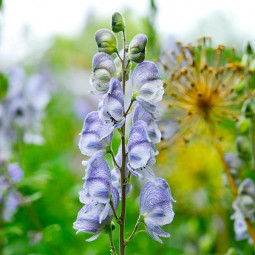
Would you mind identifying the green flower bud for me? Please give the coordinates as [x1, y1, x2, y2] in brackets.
[246, 42, 253, 55]
[236, 135, 251, 159]
[236, 117, 250, 134]
[112, 12, 125, 33]
[0, 73, 8, 99]
[128, 34, 147, 63]
[95, 29, 117, 55]
[242, 99, 255, 118]
[235, 80, 245, 94]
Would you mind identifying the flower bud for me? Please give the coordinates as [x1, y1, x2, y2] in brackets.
[246, 42, 253, 55]
[95, 29, 117, 55]
[242, 99, 255, 118]
[128, 34, 147, 63]
[236, 117, 250, 134]
[111, 12, 125, 33]
[236, 136, 251, 159]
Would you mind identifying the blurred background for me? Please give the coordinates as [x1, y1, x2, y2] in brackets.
[1, 0, 255, 254]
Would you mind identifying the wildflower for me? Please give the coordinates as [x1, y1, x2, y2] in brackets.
[99, 78, 124, 139]
[139, 178, 175, 243]
[90, 52, 116, 95]
[79, 111, 112, 158]
[8, 162, 24, 182]
[133, 104, 161, 144]
[73, 203, 113, 242]
[80, 157, 112, 204]
[238, 178, 255, 199]
[127, 120, 156, 181]
[95, 29, 117, 55]
[132, 61, 164, 113]
[159, 37, 244, 138]
[128, 34, 148, 63]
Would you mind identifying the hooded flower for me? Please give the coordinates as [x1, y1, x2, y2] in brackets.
[140, 178, 175, 243]
[80, 157, 112, 204]
[73, 202, 112, 242]
[133, 104, 161, 144]
[127, 120, 156, 181]
[238, 178, 255, 199]
[79, 111, 112, 158]
[99, 78, 124, 139]
[90, 52, 116, 95]
[132, 61, 164, 113]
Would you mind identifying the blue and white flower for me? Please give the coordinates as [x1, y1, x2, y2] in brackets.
[132, 61, 164, 113]
[127, 120, 156, 181]
[99, 78, 124, 139]
[79, 111, 112, 158]
[133, 104, 161, 144]
[90, 52, 116, 95]
[139, 178, 175, 243]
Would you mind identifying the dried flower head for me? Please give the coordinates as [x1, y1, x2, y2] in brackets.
[159, 37, 246, 139]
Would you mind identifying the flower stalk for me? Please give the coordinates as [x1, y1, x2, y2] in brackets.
[120, 29, 127, 255]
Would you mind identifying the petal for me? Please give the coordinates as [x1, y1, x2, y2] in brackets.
[92, 53, 116, 75]
[144, 220, 170, 237]
[145, 225, 162, 243]
[100, 122, 115, 140]
[86, 231, 102, 242]
[132, 165, 156, 182]
[136, 98, 158, 114]
[99, 203, 111, 224]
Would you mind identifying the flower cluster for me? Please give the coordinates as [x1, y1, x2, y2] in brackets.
[74, 12, 175, 249]
[0, 162, 24, 222]
[0, 66, 51, 162]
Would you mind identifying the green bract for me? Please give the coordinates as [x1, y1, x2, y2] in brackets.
[95, 29, 117, 55]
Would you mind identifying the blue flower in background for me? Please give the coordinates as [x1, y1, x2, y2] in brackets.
[90, 52, 116, 95]
[127, 120, 156, 181]
[99, 78, 124, 139]
[79, 111, 112, 158]
[8, 162, 24, 182]
[139, 178, 175, 243]
[132, 61, 164, 113]
[133, 104, 161, 144]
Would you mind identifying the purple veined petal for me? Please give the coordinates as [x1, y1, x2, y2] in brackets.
[79, 111, 112, 157]
[144, 219, 170, 237]
[140, 178, 174, 220]
[7, 162, 24, 182]
[86, 231, 103, 242]
[128, 163, 156, 182]
[111, 185, 120, 211]
[128, 143, 152, 169]
[133, 104, 161, 144]
[84, 178, 111, 204]
[128, 120, 151, 149]
[99, 203, 111, 224]
[84, 156, 111, 181]
[100, 122, 115, 140]
[145, 225, 163, 243]
[132, 61, 164, 104]
[136, 98, 158, 114]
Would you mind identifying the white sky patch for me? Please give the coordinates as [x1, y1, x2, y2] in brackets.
[0, 0, 255, 65]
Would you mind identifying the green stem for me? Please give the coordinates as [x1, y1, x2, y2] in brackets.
[125, 216, 141, 246]
[119, 29, 127, 255]
[109, 226, 117, 255]
[109, 199, 119, 223]
[110, 151, 120, 169]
